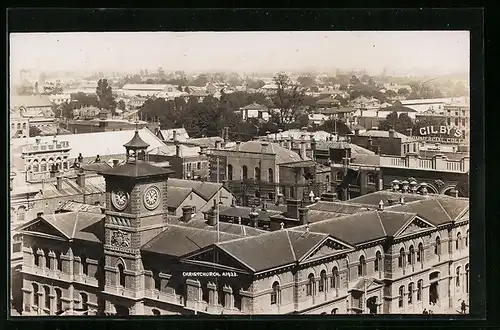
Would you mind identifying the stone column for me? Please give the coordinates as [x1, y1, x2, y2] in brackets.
[21, 286, 32, 315]
[48, 251, 55, 271]
[131, 300, 144, 315]
[207, 282, 217, 306]
[223, 285, 233, 309]
[240, 290, 254, 314]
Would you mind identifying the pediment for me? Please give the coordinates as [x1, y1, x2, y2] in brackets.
[458, 210, 469, 222]
[22, 218, 68, 240]
[182, 246, 251, 273]
[395, 216, 435, 238]
[300, 237, 353, 263]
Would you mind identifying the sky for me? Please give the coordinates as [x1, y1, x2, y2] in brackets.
[10, 31, 469, 80]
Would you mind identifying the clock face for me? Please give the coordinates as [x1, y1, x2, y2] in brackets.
[144, 186, 161, 210]
[111, 189, 129, 211]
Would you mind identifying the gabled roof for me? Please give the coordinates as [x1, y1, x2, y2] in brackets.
[348, 191, 428, 206]
[158, 128, 190, 142]
[378, 105, 418, 113]
[179, 220, 268, 237]
[236, 141, 307, 164]
[358, 130, 413, 142]
[167, 186, 194, 209]
[167, 178, 224, 201]
[98, 160, 175, 178]
[55, 200, 103, 214]
[10, 95, 52, 108]
[216, 205, 282, 222]
[307, 201, 374, 214]
[240, 102, 268, 111]
[18, 212, 105, 243]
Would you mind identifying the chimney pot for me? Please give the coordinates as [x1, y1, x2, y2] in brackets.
[56, 175, 63, 191]
[37, 212, 44, 218]
[298, 207, 309, 225]
[182, 206, 192, 223]
[176, 144, 181, 157]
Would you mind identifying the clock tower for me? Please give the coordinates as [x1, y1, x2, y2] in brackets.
[98, 130, 174, 315]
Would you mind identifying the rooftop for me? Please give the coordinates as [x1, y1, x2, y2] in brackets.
[233, 141, 307, 164]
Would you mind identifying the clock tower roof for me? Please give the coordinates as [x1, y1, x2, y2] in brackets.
[123, 130, 150, 150]
[98, 160, 174, 179]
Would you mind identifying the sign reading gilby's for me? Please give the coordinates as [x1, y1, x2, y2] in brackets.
[418, 125, 463, 138]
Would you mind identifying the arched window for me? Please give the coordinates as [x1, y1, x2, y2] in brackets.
[55, 251, 62, 271]
[22, 122, 27, 129]
[319, 270, 327, 292]
[43, 249, 50, 269]
[254, 167, 260, 181]
[417, 280, 423, 301]
[408, 282, 414, 305]
[242, 166, 248, 180]
[227, 164, 233, 181]
[40, 159, 47, 172]
[417, 243, 424, 263]
[465, 264, 469, 294]
[11, 123, 15, 130]
[398, 248, 405, 268]
[33, 248, 40, 267]
[152, 269, 161, 291]
[81, 254, 88, 275]
[465, 230, 469, 247]
[456, 266, 461, 287]
[408, 246, 415, 265]
[374, 251, 382, 272]
[17, 123, 21, 130]
[398, 285, 404, 308]
[456, 232, 462, 251]
[271, 281, 280, 305]
[152, 309, 161, 316]
[32, 283, 39, 308]
[331, 267, 339, 289]
[32, 160, 39, 173]
[331, 308, 338, 314]
[435, 237, 441, 255]
[117, 264, 125, 287]
[358, 256, 366, 277]
[268, 168, 274, 183]
[54, 288, 62, 313]
[44, 286, 51, 309]
[17, 206, 26, 223]
[80, 292, 88, 311]
[306, 273, 315, 296]
[335, 171, 342, 181]
[326, 175, 330, 183]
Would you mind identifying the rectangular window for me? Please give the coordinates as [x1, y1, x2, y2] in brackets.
[197, 162, 201, 170]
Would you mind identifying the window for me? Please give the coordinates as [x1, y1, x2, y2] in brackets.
[358, 256, 366, 277]
[81, 254, 88, 275]
[374, 251, 382, 272]
[417, 280, 423, 301]
[455, 118, 459, 126]
[335, 171, 342, 181]
[44, 286, 50, 309]
[465, 264, 469, 294]
[367, 174, 376, 185]
[197, 162, 201, 170]
[254, 167, 261, 180]
[17, 206, 26, 222]
[218, 285, 225, 307]
[398, 248, 405, 268]
[32, 161, 39, 173]
[268, 168, 274, 183]
[417, 243, 424, 263]
[289, 187, 295, 199]
[40, 160, 47, 172]
[80, 293, 88, 311]
[271, 281, 280, 305]
[462, 118, 466, 126]
[398, 286, 404, 308]
[43, 249, 50, 269]
[242, 166, 248, 180]
[455, 111, 459, 116]
[306, 274, 315, 296]
[319, 270, 327, 292]
[408, 246, 415, 265]
[456, 232, 462, 251]
[465, 230, 469, 247]
[456, 267, 461, 287]
[408, 283, 414, 305]
[17, 123, 21, 130]
[152, 309, 161, 316]
[152, 270, 161, 291]
[117, 264, 125, 287]
[413, 143, 416, 153]
[447, 118, 451, 125]
[268, 192, 275, 200]
[227, 164, 233, 181]
[435, 237, 441, 255]
[331, 267, 339, 289]
[55, 252, 62, 271]
[32, 283, 39, 308]
[462, 110, 466, 117]
[54, 288, 62, 312]
[22, 123, 27, 129]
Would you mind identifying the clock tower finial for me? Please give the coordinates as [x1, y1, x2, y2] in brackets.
[123, 130, 149, 163]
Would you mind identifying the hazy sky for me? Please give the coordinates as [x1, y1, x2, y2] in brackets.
[10, 31, 469, 78]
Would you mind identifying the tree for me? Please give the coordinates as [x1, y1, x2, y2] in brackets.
[385, 90, 398, 98]
[117, 100, 126, 111]
[270, 72, 306, 128]
[190, 74, 209, 87]
[29, 126, 42, 137]
[96, 79, 117, 115]
[397, 88, 410, 96]
[317, 119, 352, 135]
[378, 112, 414, 134]
[297, 76, 316, 87]
[16, 85, 35, 96]
[246, 79, 265, 90]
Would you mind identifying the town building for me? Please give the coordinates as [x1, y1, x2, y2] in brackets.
[155, 127, 191, 143]
[119, 84, 182, 98]
[48, 94, 71, 105]
[238, 103, 270, 121]
[350, 128, 418, 157]
[399, 97, 468, 113]
[10, 95, 56, 135]
[147, 144, 209, 180]
[16, 159, 469, 316]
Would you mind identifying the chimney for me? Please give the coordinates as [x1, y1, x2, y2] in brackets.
[389, 126, 395, 139]
[261, 201, 267, 211]
[113, 159, 119, 168]
[286, 138, 292, 150]
[95, 155, 101, 163]
[237, 217, 242, 225]
[215, 140, 221, 149]
[56, 175, 63, 191]
[176, 144, 181, 157]
[37, 212, 44, 218]
[207, 201, 218, 226]
[298, 207, 309, 225]
[76, 169, 85, 187]
[224, 127, 229, 143]
[235, 141, 241, 152]
[368, 136, 373, 146]
[420, 183, 429, 195]
[401, 180, 409, 193]
[286, 199, 300, 219]
[173, 130, 177, 142]
[399, 196, 405, 205]
[378, 200, 384, 211]
[77, 153, 83, 164]
[249, 208, 259, 228]
[301, 133, 306, 140]
[199, 146, 207, 155]
[300, 141, 307, 159]
[181, 206, 192, 223]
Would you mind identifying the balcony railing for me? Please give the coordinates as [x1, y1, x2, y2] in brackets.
[380, 155, 469, 173]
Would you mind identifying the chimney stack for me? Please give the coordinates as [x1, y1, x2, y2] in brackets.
[389, 126, 395, 139]
[224, 127, 229, 143]
[199, 146, 207, 155]
[378, 200, 384, 211]
[173, 130, 177, 142]
[56, 175, 63, 191]
[181, 206, 192, 223]
[207, 201, 218, 226]
[298, 207, 309, 225]
[235, 141, 241, 152]
[76, 169, 85, 187]
[37, 212, 44, 218]
[176, 144, 181, 157]
[300, 141, 307, 160]
[286, 199, 300, 219]
[215, 140, 221, 150]
[77, 153, 84, 164]
[399, 196, 405, 205]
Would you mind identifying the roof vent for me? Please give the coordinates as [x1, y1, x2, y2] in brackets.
[280, 222, 285, 230]
[378, 200, 384, 211]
